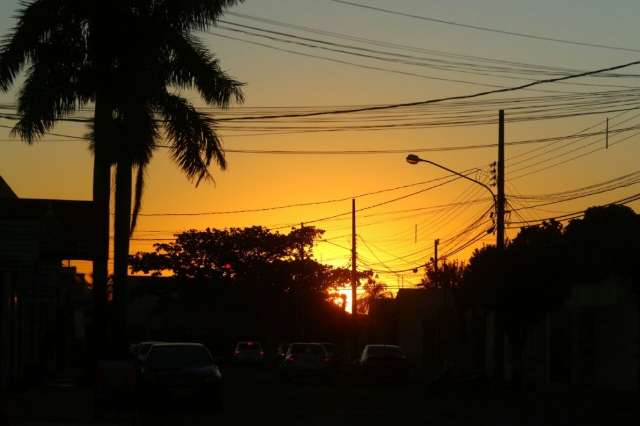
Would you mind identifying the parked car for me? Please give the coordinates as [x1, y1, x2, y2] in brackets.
[359, 344, 409, 383]
[130, 341, 163, 364]
[275, 343, 290, 364]
[233, 341, 265, 365]
[280, 343, 332, 382]
[138, 343, 222, 407]
[316, 342, 341, 370]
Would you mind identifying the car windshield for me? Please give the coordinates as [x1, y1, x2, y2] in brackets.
[237, 342, 261, 351]
[366, 346, 404, 358]
[148, 345, 213, 370]
[320, 344, 336, 355]
[290, 344, 324, 356]
[139, 343, 154, 355]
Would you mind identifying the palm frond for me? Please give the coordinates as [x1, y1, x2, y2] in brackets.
[12, 34, 92, 142]
[157, 0, 244, 31]
[167, 32, 244, 107]
[156, 91, 226, 185]
[0, 0, 84, 91]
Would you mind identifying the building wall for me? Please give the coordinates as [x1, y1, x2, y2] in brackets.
[396, 288, 486, 380]
[0, 266, 89, 389]
[396, 294, 425, 368]
[501, 280, 639, 390]
[571, 304, 637, 390]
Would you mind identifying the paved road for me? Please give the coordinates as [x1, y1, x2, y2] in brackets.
[129, 366, 639, 426]
[133, 366, 436, 426]
[12, 365, 640, 425]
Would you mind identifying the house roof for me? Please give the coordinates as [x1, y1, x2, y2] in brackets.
[0, 176, 18, 199]
[0, 198, 97, 260]
[395, 287, 448, 315]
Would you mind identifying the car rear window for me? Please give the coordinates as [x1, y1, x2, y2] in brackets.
[290, 344, 324, 356]
[321, 344, 336, 355]
[237, 342, 261, 351]
[148, 345, 213, 369]
[366, 346, 404, 358]
[139, 343, 154, 355]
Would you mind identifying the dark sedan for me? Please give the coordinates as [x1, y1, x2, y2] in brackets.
[359, 344, 409, 383]
[139, 343, 222, 408]
[280, 343, 332, 382]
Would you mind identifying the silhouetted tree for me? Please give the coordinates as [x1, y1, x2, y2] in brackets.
[103, 1, 244, 348]
[564, 205, 640, 386]
[357, 277, 392, 315]
[420, 260, 465, 290]
[130, 226, 359, 341]
[130, 226, 322, 283]
[564, 204, 639, 283]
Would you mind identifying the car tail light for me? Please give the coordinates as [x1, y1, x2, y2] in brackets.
[286, 356, 296, 363]
[96, 369, 104, 385]
[127, 368, 136, 385]
[234, 350, 240, 356]
[259, 351, 265, 357]
[323, 357, 330, 362]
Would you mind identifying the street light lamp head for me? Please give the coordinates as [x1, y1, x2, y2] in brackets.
[406, 154, 422, 165]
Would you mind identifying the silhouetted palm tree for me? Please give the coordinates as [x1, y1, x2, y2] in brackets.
[105, 3, 244, 347]
[0, 0, 244, 353]
[357, 281, 392, 315]
[0, 0, 116, 357]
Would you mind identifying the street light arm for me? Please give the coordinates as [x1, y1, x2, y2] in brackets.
[413, 157, 496, 204]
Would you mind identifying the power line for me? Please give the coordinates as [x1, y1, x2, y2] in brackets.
[327, 0, 640, 54]
[511, 169, 640, 201]
[270, 174, 464, 230]
[225, 11, 640, 79]
[511, 129, 640, 180]
[208, 31, 508, 89]
[6, 122, 640, 155]
[170, 59, 640, 122]
[357, 235, 396, 273]
[369, 191, 640, 273]
[217, 20, 636, 90]
[507, 112, 640, 172]
[135, 173, 465, 217]
[506, 108, 637, 163]
[507, 192, 640, 226]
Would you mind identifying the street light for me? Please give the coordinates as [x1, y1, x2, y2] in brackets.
[408, 153, 507, 381]
[405, 154, 496, 205]
[407, 153, 499, 370]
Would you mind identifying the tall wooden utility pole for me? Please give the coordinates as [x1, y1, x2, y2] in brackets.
[434, 238, 440, 281]
[351, 199, 357, 317]
[497, 110, 505, 251]
[494, 109, 506, 382]
[299, 222, 305, 339]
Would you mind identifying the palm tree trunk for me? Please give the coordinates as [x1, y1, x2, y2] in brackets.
[91, 92, 111, 366]
[637, 296, 640, 390]
[113, 160, 132, 356]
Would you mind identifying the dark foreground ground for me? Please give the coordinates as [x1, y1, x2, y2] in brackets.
[4, 366, 639, 426]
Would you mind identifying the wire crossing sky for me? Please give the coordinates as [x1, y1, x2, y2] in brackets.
[1, 0, 640, 288]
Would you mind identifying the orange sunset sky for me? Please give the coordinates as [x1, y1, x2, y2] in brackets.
[2, 0, 640, 295]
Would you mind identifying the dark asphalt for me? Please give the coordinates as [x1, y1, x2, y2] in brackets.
[10, 365, 640, 425]
[130, 366, 639, 426]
